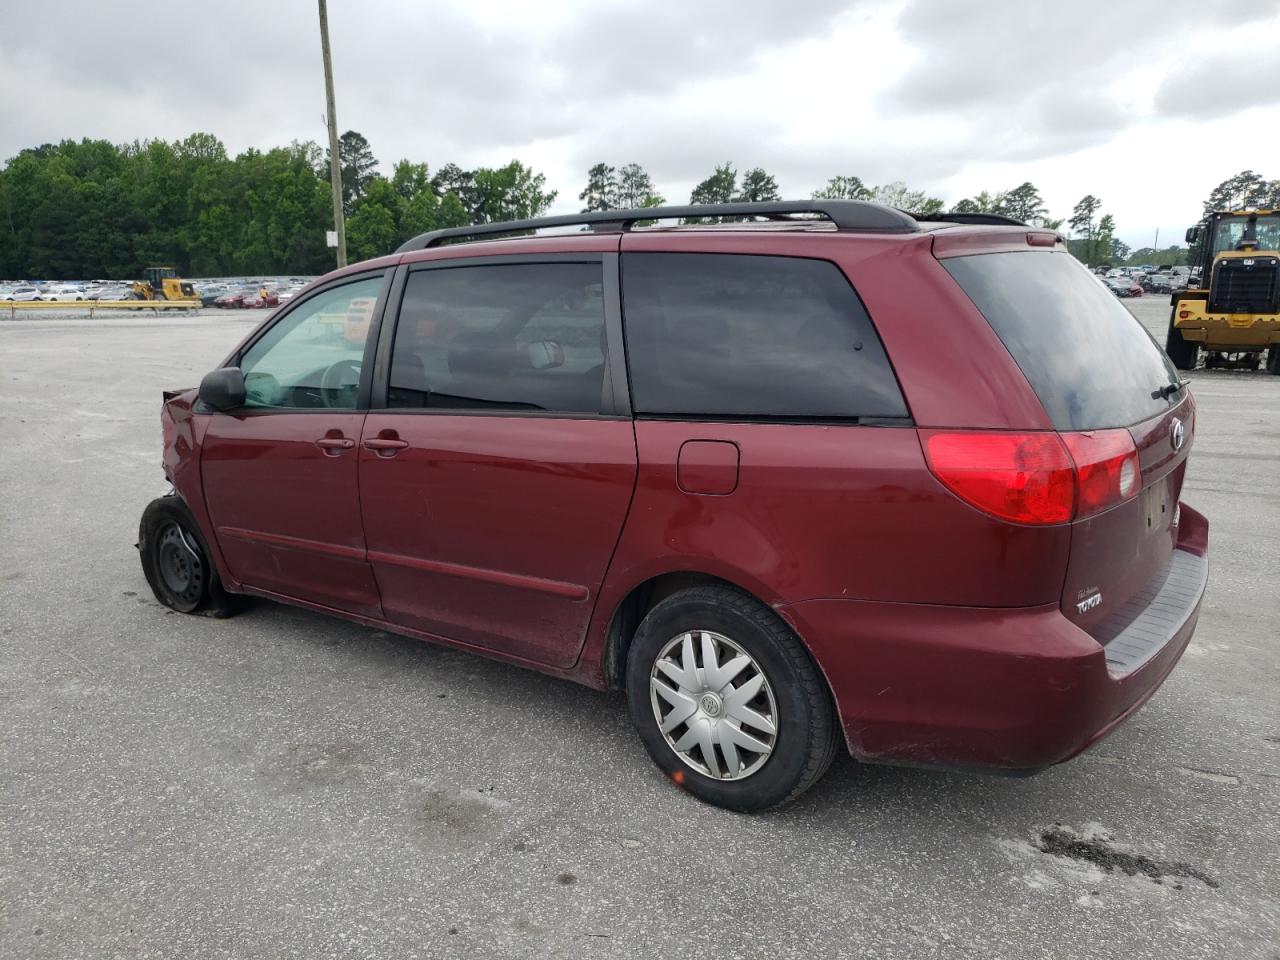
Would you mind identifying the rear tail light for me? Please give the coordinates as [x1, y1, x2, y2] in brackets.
[1061, 430, 1141, 519]
[922, 432, 1075, 524]
[922, 429, 1141, 525]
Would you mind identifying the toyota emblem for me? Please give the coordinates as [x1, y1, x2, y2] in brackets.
[1170, 418, 1185, 452]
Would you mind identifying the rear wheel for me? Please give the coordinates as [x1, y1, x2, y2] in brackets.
[625, 584, 839, 812]
[138, 496, 241, 617]
[1165, 309, 1198, 370]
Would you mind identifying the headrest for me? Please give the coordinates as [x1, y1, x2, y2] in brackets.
[447, 332, 529, 377]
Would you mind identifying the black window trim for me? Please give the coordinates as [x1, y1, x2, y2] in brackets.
[369, 253, 630, 419]
[617, 249, 914, 426]
[634, 413, 914, 427]
[212, 267, 394, 415]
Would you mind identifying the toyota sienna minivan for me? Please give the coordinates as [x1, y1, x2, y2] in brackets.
[139, 200, 1208, 811]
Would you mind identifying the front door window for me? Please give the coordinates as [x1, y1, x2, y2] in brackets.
[239, 278, 381, 409]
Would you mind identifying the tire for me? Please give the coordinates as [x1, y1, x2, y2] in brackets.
[625, 584, 839, 812]
[1165, 308, 1198, 371]
[138, 495, 241, 617]
[1267, 346, 1280, 376]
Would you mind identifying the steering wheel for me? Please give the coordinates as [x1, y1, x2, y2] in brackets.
[320, 358, 362, 408]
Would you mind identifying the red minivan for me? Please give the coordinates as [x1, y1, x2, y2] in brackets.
[139, 201, 1208, 811]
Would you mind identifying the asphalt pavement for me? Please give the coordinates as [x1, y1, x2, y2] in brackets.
[1, 300, 1278, 959]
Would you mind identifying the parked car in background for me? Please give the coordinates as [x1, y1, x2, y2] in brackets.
[214, 287, 252, 309]
[43, 284, 86, 301]
[4, 286, 42, 302]
[1104, 276, 1134, 297]
[277, 282, 308, 303]
[199, 284, 231, 307]
[242, 288, 280, 309]
[138, 200, 1207, 812]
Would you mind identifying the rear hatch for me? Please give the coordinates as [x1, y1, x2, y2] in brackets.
[941, 248, 1194, 650]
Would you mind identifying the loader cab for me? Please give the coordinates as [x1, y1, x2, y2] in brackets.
[137, 266, 197, 302]
[144, 266, 177, 294]
[1188, 211, 1280, 278]
[1169, 210, 1280, 373]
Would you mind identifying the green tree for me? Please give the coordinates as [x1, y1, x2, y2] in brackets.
[687, 162, 738, 222]
[736, 168, 781, 203]
[391, 160, 432, 202]
[471, 160, 557, 223]
[616, 163, 663, 208]
[952, 190, 1007, 214]
[1069, 195, 1102, 264]
[323, 130, 378, 213]
[870, 181, 944, 215]
[431, 163, 476, 213]
[1087, 213, 1119, 266]
[346, 176, 400, 261]
[579, 162, 619, 212]
[1123, 245, 1189, 267]
[812, 175, 871, 200]
[0, 132, 560, 278]
[1201, 170, 1274, 216]
[1001, 182, 1047, 223]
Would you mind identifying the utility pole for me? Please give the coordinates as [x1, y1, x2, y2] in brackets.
[318, 0, 347, 268]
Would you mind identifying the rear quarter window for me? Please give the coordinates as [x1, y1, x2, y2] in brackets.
[943, 251, 1181, 430]
[621, 253, 908, 420]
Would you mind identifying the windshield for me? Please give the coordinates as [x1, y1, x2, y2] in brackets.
[1211, 214, 1280, 255]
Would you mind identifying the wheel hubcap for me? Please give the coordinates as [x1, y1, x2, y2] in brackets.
[157, 523, 203, 604]
[649, 630, 778, 781]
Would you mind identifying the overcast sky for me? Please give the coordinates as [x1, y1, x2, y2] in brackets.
[4, 0, 1279, 249]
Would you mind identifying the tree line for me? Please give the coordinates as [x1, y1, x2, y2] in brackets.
[0, 132, 556, 280]
[2, 129, 1275, 280]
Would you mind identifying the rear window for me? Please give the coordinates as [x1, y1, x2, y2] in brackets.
[943, 251, 1181, 430]
[621, 253, 908, 420]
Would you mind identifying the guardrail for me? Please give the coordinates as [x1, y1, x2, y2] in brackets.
[4, 299, 202, 319]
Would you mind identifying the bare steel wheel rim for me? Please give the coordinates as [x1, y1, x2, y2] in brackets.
[157, 522, 203, 605]
[649, 629, 778, 781]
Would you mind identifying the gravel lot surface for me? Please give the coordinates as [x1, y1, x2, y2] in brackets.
[2, 298, 1278, 959]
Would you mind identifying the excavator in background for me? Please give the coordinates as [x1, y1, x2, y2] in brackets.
[130, 266, 198, 302]
[1166, 209, 1280, 373]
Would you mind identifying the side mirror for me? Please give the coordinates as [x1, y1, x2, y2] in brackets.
[1185, 226, 1200, 244]
[198, 367, 246, 412]
[526, 340, 565, 370]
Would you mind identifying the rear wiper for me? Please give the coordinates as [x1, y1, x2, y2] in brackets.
[1151, 379, 1190, 401]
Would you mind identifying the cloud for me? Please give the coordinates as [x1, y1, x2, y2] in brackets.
[1153, 53, 1280, 119]
[882, 0, 1279, 162]
[549, 0, 856, 99]
[2, 0, 1278, 247]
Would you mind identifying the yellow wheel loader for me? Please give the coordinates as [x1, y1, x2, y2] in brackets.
[1168, 210, 1280, 373]
[130, 266, 198, 302]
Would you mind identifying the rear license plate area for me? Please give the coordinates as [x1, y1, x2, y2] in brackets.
[1142, 478, 1174, 536]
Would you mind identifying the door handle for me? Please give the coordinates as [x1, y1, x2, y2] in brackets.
[315, 436, 355, 450]
[363, 437, 410, 457]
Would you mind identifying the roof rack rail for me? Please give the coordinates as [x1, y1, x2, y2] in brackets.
[910, 212, 1028, 227]
[395, 200, 920, 252]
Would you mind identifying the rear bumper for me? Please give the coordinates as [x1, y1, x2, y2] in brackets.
[1174, 301, 1280, 347]
[779, 503, 1209, 771]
